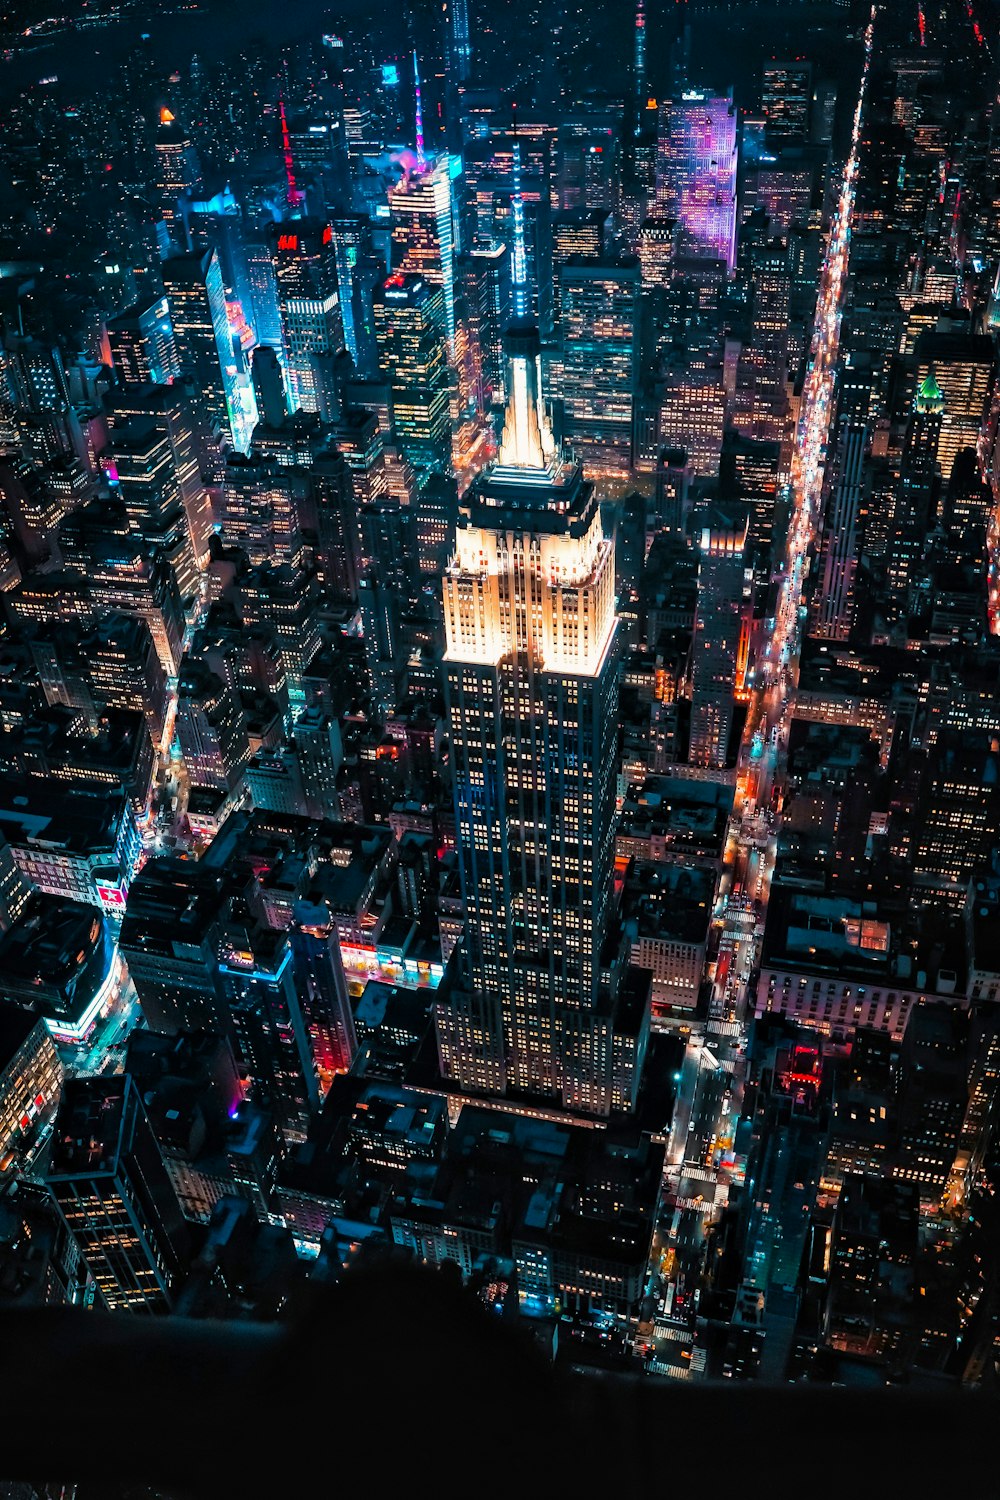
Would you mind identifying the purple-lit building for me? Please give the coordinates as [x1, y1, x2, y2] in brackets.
[655, 90, 738, 273]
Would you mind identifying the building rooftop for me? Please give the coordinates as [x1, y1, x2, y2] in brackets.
[0, 777, 130, 859]
[0, 894, 110, 1012]
[442, 1107, 664, 1269]
[621, 862, 714, 946]
[49, 1076, 130, 1177]
[120, 861, 227, 958]
[618, 775, 734, 864]
[761, 885, 967, 993]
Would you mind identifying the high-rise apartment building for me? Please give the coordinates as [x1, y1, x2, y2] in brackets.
[435, 149, 648, 1117]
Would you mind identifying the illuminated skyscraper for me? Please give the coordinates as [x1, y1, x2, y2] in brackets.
[373, 273, 452, 474]
[446, 0, 471, 84]
[450, 266, 497, 489]
[111, 416, 200, 609]
[558, 258, 640, 477]
[106, 384, 214, 573]
[162, 249, 257, 452]
[154, 107, 201, 240]
[555, 117, 618, 215]
[107, 297, 180, 387]
[251, 346, 287, 428]
[435, 142, 647, 1117]
[327, 214, 375, 371]
[270, 221, 344, 417]
[215, 917, 319, 1145]
[914, 331, 995, 484]
[551, 210, 608, 328]
[655, 90, 738, 272]
[638, 218, 677, 291]
[742, 224, 791, 400]
[761, 60, 813, 144]
[245, 241, 284, 353]
[465, 240, 508, 407]
[633, 0, 647, 133]
[389, 155, 458, 346]
[690, 503, 748, 768]
[176, 658, 250, 792]
[887, 373, 942, 615]
[658, 370, 727, 477]
[444, 0, 472, 155]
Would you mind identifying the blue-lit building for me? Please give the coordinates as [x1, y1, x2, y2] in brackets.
[162, 248, 258, 453]
[107, 297, 180, 387]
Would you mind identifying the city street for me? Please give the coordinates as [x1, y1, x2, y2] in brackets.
[644, 6, 877, 1374]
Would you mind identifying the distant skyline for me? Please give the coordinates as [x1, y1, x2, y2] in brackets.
[3, 0, 864, 128]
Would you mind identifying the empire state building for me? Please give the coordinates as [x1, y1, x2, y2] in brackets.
[435, 145, 649, 1118]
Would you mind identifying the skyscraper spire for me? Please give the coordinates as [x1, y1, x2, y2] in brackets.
[634, 0, 647, 132]
[279, 97, 304, 213]
[413, 49, 426, 171]
[496, 106, 555, 470]
[509, 108, 528, 324]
